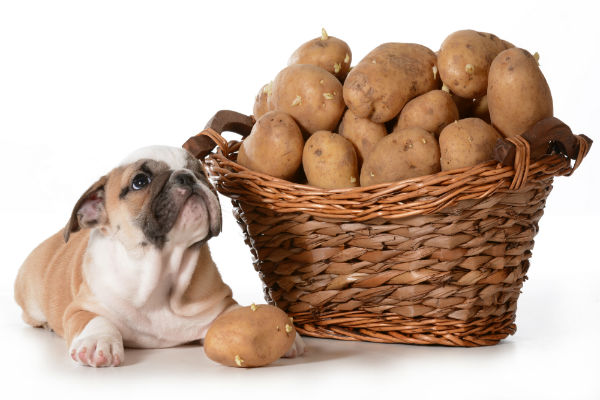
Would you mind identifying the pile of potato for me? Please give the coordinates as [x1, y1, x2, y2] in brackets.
[240, 29, 553, 189]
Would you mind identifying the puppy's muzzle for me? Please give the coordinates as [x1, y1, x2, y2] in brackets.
[172, 170, 222, 239]
[145, 169, 222, 247]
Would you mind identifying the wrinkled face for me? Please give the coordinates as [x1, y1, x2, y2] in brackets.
[103, 146, 221, 249]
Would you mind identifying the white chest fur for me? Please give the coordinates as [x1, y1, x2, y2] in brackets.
[83, 232, 234, 348]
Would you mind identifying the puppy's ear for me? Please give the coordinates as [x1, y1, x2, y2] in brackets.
[63, 175, 109, 242]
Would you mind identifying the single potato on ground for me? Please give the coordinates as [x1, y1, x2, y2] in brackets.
[204, 304, 296, 368]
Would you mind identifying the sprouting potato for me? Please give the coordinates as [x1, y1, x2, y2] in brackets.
[487, 48, 553, 137]
[437, 30, 511, 98]
[204, 304, 297, 368]
[271, 64, 345, 135]
[252, 82, 273, 119]
[288, 28, 352, 82]
[439, 117, 502, 171]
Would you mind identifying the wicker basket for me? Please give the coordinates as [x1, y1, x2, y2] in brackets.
[184, 111, 592, 347]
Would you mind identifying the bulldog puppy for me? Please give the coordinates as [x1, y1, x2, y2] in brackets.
[14, 145, 305, 367]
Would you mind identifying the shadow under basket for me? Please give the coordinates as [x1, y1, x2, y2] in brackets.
[184, 111, 592, 347]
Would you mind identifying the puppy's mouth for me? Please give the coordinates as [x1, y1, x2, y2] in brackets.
[143, 180, 221, 248]
[177, 191, 221, 239]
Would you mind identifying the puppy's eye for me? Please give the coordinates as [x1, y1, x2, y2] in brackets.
[132, 173, 151, 190]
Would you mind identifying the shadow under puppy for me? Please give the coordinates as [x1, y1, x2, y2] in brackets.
[14, 145, 305, 367]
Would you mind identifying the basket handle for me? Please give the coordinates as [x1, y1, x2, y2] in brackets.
[183, 110, 255, 159]
[494, 117, 592, 189]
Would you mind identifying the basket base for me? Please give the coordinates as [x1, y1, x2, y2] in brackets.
[291, 310, 516, 347]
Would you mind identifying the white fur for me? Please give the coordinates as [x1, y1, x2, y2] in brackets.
[83, 220, 234, 348]
[119, 145, 189, 169]
[69, 316, 124, 367]
[284, 334, 306, 358]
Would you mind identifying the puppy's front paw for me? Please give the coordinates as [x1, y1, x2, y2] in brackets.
[283, 333, 306, 358]
[68, 317, 124, 367]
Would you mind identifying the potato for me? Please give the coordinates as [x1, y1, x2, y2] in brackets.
[288, 28, 352, 82]
[303, 130, 359, 189]
[204, 304, 296, 368]
[252, 82, 272, 119]
[343, 43, 438, 123]
[271, 64, 345, 135]
[360, 127, 440, 186]
[488, 48, 553, 137]
[439, 118, 501, 171]
[338, 108, 387, 166]
[438, 30, 511, 99]
[237, 111, 304, 180]
[502, 39, 516, 49]
[395, 90, 459, 137]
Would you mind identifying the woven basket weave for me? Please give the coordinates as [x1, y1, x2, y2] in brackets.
[184, 111, 591, 347]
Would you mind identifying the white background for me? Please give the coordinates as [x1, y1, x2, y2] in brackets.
[1, 1, 598, 399]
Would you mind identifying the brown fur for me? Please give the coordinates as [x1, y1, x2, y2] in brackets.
[14, 229, 95, 344]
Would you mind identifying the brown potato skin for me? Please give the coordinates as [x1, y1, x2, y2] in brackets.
[438, 30, 510, 99]
[502, 39, 515, 49]
[303, 130, 359, 189]
[395, 90, 459, 137]
[253, 83, 272, 119]
[271, 64, 345, 135]
[360, 127, 440, 186]
[204, 305, 296, 368]
[439, 118, 501, 171]
[237, 111, 304, 180]
[343, 43, 438, 123]
[488, 48, 553, 137]
[338, 108, 387, 166]
[289, 35, 352, 81]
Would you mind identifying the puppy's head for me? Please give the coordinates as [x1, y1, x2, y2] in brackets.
[63, 146, 221, 249]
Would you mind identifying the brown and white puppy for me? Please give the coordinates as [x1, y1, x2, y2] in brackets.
[14, 145, 304, 367]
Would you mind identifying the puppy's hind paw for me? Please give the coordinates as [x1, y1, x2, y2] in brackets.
[283, 333, 306, 358]
[68, 316, 124, 367]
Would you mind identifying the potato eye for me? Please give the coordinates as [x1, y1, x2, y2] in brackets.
[132, 173, 151, 190]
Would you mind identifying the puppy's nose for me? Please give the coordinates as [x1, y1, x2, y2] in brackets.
[174, 172, 195, 187]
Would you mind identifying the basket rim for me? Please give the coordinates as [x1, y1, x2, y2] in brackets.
[185, 113, 591, 221]
[203, 142, 574, 221]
